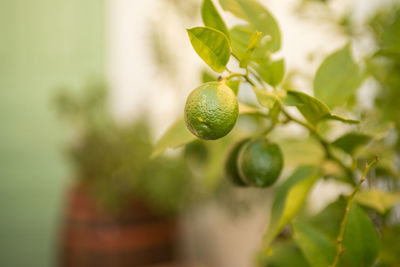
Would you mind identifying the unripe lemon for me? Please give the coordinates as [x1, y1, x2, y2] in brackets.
[184, 82, 238, 140]
[224, 138, 251, 186]
[238, 138, 283, 187]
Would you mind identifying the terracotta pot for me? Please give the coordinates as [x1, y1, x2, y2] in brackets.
[59, 182, 179, 267]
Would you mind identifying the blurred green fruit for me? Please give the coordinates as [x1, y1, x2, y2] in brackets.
[238, 138, 283, 187]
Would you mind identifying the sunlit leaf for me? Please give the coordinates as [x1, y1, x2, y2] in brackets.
[292, 222, 336, 267]
[314, 44, 364, 108]
[219, 0, 281, 52]
[201, 0, 230, 40]
[187, 27, 231, 73]
[262, 166, 320, 250]
[151, 118, 196, 159]
[254, 58, 285, 86]
[355, 189, 400, 214]
[340, 203, 380, 267]
[332, 132, 372, 155]
[240, 31, 262, 68]
[253, 87, 276, 108]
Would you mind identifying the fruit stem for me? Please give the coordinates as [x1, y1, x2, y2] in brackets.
[329, 156, 378, 267]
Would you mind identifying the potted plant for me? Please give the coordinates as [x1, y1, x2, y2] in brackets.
[54, 84, 193, 266]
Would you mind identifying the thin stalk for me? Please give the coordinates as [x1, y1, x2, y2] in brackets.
[277, 100, 354, 183]
[329, 156, 378, 267]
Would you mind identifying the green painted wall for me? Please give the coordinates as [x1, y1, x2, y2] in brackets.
[0, 0, 105, 266]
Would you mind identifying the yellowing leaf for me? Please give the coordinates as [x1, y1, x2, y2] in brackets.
[240, 31, 262, 68]
[187, 27, 231, 73]
[355, 190, 400, 214]
[262, 166, 320, 251]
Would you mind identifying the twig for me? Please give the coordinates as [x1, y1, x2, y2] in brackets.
[329, 156, 378, 267]
[277, 100, 355, 183]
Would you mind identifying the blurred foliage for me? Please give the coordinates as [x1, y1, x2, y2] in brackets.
[54, 83, 193, 214]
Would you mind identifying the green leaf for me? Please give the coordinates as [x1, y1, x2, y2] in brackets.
[283, 90, 359, 125]
[340, 203, 380, 267]
[201, 0, 230, 41]
[254, 58, 285, 86]
[332, 132, 372, 155]
[306, 197, 346, 239]
[324, 114, 360, 124]
[240, 31, 262, 68]
[151, 118, 196, 159]
[262, 166, 320, 250]
[270, 100, 280, 124]
[230, 25, 270, 63]
[355, 190, 400, 214]
[260, 240, 310, 267]
[219, 0, 281, 52]
[284, 90, 331, 124]
[201, 69, 217, 83]
[280, 138, 324, 167]
[187, 27, 231, 73]
[225, 79, 241, 95]
[253, 87, 277, 108]
[292, 222, 336, 267]
[314, 44, 364, 108]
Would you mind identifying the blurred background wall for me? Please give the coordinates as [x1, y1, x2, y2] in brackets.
[0, 0, 105, 266]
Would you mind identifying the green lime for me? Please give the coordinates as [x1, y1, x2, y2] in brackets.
[184, 82, 238, 140]
[238, 138, 283, 187]
[224, 138, 251, 186]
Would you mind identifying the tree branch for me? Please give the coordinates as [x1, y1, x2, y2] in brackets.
[329, 156, 378, 267]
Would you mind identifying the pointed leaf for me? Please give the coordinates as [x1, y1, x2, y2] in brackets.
[240, 31, 262, 68]
[283, 90, 359, 125]
[219, 0, 281, 52]
[332, 132, 372, 155]
[151, 118, 196, 159]
[230, 25, 270, 63]
[314, 44, 364, 108]
[355, 190, 400, 214]
[187, 27, 231, 73]
[340, 203, 380, 267]
[201, 0, 230, 40]
[284, 90, 331, 124]
[293, 222, 336, 267]
[262, 166, 320, 250]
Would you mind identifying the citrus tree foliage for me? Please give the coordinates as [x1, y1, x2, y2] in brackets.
[154, 0, 400, 266]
